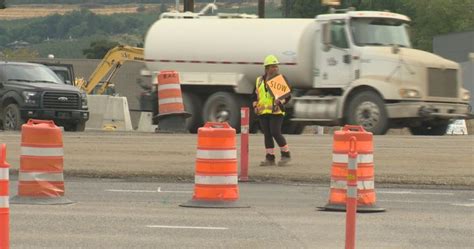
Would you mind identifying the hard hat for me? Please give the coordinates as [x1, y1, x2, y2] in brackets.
[264, 55, 279, 67]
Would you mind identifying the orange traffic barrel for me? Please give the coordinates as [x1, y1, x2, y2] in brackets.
[320, 125, 385, 212]
[0, 144, 10, 249]
[155, 71, 190, 133]
[181, 122, 249, 208]
[10, 119, 73, 205]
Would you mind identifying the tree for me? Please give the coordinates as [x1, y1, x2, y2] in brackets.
[0, 0, 6, 9]
[82, 39, 119, 59]
[281, 0, 474, 52]
[403, 0, 474, 51]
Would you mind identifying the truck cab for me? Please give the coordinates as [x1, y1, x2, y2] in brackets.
[293, 10, 471, 135]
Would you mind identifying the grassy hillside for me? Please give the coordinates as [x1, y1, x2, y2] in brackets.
[1, 2, 283, 59]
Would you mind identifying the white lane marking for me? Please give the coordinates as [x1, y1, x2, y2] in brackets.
[157, 187, 192, 193]
[378, 191, 454, 196]
[451, 203, 474, 207]
[147, 225, 228, 230]
[105, 189, 157, 193]
[378, 200, 452, 204]
[105, 187, 192, 194]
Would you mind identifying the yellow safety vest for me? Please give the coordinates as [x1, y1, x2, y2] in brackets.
[255, 76, 283, 115]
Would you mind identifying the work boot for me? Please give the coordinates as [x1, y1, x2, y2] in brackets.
[259, 154, 276, 166]
[278, 151, 291, 166]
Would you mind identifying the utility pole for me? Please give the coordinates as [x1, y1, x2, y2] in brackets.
[258, 0, 265, 18]
[184, 0, 194, 12]
[283, 0, 292, 18]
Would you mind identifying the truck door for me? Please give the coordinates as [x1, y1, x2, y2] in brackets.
[315, 20, 352, 87]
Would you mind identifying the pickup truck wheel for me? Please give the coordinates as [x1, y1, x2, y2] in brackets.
[3, 103, 24, 131]
[409, 121, 449, 135]
[63, 121, 86, 132]
[346, 91, 389, 135]
[203, 92, 242, 132]
[183, 92, 203, 133]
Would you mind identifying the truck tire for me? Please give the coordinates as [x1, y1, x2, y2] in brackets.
[73, 121, 86, 132]
[346, 91, 389, 135]
[203, 92, 243, 132]
[2, 103, 23, 131]
[63, 121, 86, 132]
[409, 121, 449, 136]
[183, 92, 203, 133]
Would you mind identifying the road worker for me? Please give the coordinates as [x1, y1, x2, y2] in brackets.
[252, 55, 292, 166]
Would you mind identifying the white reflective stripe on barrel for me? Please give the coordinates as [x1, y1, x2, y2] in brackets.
[21, 147, 64, 157]
[159, 97, 183, 105]
[158, 84, 181, 91]
[0, 196, 8, 208]
[197, 149, 236, 160]
[195, 175, 238, 185]
[0, 168, 8, 180]
[19, 172, 64, 182]
[330, 180, 374, 190]
[332, 154, 373, 164]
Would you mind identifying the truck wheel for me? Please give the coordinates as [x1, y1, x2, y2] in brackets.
[203, 92, 243, 132]
[74, 121, 86, 132]
[346, 91, 389, 135]
[409, 121, 449, 135]
[3, 103, 23, 131]
[183, 92, 203, 133]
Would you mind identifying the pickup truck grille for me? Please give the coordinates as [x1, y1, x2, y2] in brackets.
[42, 92, 80, 109]
[428, 68, 458, 98]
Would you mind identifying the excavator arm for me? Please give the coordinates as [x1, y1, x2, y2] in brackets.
[79, 45, 144, 94]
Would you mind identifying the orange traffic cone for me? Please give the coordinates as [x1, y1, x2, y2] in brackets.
[154, 71, 190, 133]
[181, 122, 249, 208]
[10, 119, 73, 205]
[319, 125, 385, 212]
[0, 144, 10, 249]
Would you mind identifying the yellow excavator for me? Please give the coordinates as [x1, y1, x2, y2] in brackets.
[76, 45, 144, 95]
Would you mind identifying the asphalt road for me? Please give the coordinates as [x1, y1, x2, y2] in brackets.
[9, 178, 474, 249]
[1, 132, 473, 186]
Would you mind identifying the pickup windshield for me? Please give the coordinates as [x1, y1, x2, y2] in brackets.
[4, 64, 63, 84]
[350, 18, 411, 48]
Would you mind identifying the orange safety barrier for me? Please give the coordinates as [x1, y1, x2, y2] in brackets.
[320, 125, 385, 212]
[181, 122, 248, 208]
[10, 119, 73, 205]
[0, 144, 10, 249]
[155, 71, 190, 133]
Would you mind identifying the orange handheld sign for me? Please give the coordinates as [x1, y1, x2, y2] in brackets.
[266, 74, 291, 100]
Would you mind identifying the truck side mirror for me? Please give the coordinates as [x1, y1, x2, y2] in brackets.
[322, 23, 332, 51]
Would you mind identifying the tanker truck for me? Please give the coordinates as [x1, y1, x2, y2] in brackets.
[143, 9, 471, 135]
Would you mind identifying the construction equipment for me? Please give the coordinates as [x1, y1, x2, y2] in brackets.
[77, 45, 144, 95]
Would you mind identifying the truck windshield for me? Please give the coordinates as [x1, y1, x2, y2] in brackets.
[350, 18, 411, 48]
[5, 64, 63, 84]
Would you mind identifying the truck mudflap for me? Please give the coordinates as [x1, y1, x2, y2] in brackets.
[386, 102, 472, 119]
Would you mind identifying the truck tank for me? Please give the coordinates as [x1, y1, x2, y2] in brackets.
[144, 18, 318, 89]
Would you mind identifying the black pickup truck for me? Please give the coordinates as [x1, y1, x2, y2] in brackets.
[0, 61, 89, 131]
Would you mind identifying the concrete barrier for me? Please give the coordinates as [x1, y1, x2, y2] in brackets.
[446, 119, 468, 135]
[86, 95, 109, 130]
[137, 112, 157, 132]
[86, 95, 133, 131]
